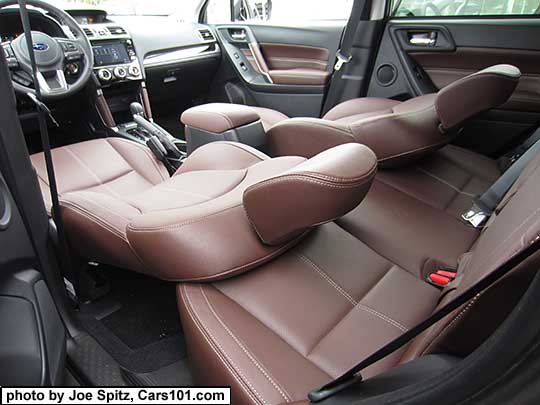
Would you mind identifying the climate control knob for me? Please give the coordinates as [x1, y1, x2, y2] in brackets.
[97, 68, 112, 82]
[113, 66, 127, 80]
[128, 65, 140, 77]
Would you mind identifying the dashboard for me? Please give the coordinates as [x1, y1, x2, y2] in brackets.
[0, 10, 63, 42]
[1, 5, 221, 109]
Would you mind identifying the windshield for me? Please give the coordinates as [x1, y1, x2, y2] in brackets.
[47, 0, 201, 16]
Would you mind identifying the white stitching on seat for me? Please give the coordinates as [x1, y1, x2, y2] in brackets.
[63, 146, 124, 199]
[181, 285, 264, 405]
[298, 254, 408, 332]
[355, 303, 408, 332]
[423, 293, 482, 354]
[298, 254, 357, 306]
[199, 286, 291, 403]
[415, 167, 476, 198]
[60, 201, 127, 241]
[108, 138, 169, 181]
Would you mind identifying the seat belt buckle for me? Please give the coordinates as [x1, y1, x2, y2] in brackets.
[427, 268, 457, 288]
[334, 50, 352, 71]
[462, 206, 489, 228]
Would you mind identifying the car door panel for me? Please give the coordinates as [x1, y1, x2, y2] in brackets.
[213, 22, 344, 117]
[0, 173, 66, 386]
[367, 18, 540, 156]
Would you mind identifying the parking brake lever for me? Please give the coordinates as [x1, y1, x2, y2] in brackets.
[130, 102, 184, 160]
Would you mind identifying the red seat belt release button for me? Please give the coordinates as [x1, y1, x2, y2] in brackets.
[428, 273, 452, 287]
[436, 269, 457, 279]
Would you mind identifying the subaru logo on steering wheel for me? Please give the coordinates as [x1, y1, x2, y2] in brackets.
[32, 43, 49, 52]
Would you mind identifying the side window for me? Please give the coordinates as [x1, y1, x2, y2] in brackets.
[394, 0, 540, 17]
[206, 0, 354, 23]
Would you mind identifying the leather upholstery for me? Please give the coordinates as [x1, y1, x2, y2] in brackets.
[410, 47, 540, 113]
[436, 64, 521, 130]
[268, 68, 330, 86]
[32, 138, 375, 282]
[178, 222, 441, 404]
[181, 103, 260, 133]
[249, 106, 289, 132]
[177, 139, 540, 405]
[244, 144, 377, 245]
[242, 43, 331, 86]
[251, 65, 520, 167]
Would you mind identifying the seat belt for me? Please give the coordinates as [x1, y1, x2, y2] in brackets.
[308, 236, 540, 402]
[462, 128, 540, 228]
[321, 0, 371, 115]
[16, 0, 79, 300]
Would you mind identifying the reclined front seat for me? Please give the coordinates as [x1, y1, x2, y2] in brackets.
[252, 65, 520, 167]
[30, 138, 377, 280]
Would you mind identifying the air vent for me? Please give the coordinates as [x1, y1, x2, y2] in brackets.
[83, 27, 94, 37]
[198, 28, 215, 42]
[108, 26, 127, 35]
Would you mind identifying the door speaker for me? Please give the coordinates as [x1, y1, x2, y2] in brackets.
[376, 63, 397, 87]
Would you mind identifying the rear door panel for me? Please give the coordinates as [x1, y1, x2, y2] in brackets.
[368, 18, 540, 156]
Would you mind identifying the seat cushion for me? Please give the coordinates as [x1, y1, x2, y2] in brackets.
[31, 138, 275, 276]
[376, 144, 501, 219]
[31, 137, 170, 273]
[322, 97, 402, 125]
[178, 223, 440, 404]
[337, 144, 501, 277]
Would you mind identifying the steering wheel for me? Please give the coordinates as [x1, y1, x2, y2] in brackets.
[0, 0, 94, 100]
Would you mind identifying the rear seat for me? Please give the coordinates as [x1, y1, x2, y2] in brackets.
[338, 144, 502, 277]
[177, 141, 540, 404]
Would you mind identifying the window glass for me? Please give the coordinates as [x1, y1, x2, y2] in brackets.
[206, 0, 354, 23]
[394, 0, 540, 17]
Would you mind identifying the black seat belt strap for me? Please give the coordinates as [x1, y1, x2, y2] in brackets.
[308, 236, 540, 402]
[462, 128, 540, 228]
[17, 0, 78, 300]
[321, 0, 371, 115]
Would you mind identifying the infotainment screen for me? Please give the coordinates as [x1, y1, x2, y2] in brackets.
[92, 41, 131, 66]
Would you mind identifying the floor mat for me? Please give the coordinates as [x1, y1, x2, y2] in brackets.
[76, 266, 190, 378]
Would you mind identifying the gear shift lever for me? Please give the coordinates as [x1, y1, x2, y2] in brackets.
[130, 102, 145, 117]
[129, 102, 184, 160]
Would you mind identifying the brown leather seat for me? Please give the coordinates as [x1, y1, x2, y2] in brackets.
[177, 137, 540, 404]
[31, 138, 377, 280]
[250, 64, 520, 167]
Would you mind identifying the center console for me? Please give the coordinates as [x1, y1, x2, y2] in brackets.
[81, 23, 186, 171]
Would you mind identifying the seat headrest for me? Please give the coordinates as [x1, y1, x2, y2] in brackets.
[243, 143, 377, 245]
[436, 64, 521, 131]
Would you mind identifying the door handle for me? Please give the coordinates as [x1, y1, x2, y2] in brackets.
[409, 31, 437, 46]
[230, 30, 247, 41]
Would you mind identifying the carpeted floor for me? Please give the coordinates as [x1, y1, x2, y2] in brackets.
[76, 266, 192, 385]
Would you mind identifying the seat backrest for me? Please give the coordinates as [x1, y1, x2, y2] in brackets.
[402, 150, 540, 362]
[436, 64, 521, 132]
[126, 143, 377, 281]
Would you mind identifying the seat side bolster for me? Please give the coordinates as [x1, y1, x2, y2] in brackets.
[244, 144, 377, 245]
[323, 97, 402, 121]
[107, 137, 169, 184]
[175, 141, 269, 175]
[350, 95, 449, 168]
[267, 118, 355, 158]
[178, 284, 267, 405]
[436, 64, 520, 130]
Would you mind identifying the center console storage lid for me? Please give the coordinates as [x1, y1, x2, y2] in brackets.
[181, 103, 260, 133]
